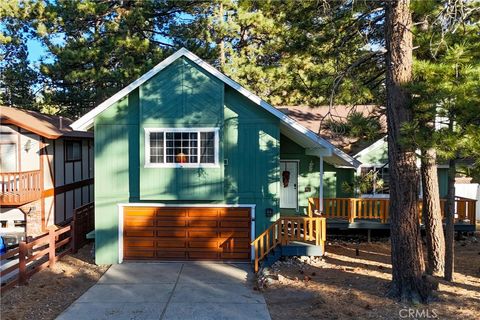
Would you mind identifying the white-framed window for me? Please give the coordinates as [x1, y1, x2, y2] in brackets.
[360, 165, 390, 195]
[144, 128, 219, 168]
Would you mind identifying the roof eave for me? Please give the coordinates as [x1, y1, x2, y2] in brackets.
[71, 48, 359, 168]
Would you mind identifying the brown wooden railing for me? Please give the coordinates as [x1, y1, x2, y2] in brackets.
[251, 216, 326, 272]
[0, 170, 42, 205]
[308, 197, 476, 225]
[0, 224, 72, 293]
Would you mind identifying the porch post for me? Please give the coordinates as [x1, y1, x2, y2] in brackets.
[319, 155, 324, 213]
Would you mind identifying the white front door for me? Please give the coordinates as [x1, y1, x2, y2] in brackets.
[280, 160, 298, 209]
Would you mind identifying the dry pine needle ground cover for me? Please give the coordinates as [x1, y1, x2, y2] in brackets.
[1, 237, 479, 320]
[262, 238, 480, 320]
[0, 243, 109, 320]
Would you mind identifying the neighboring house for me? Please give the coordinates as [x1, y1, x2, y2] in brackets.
[72, 48, 360, 264]
[0, 107, 94, 244]
[352, 136, 450, 198]
[280, 106, 477, 229]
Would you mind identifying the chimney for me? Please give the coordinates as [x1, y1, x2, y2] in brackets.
[59, 116, 63, 129]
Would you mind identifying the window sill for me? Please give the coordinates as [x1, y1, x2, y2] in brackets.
[144, 163, 220, 169]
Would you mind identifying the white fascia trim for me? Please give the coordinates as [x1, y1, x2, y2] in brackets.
[117, 203, 256, 263]
[72, 47, 359, 168]
[353, 136, 388, 159]
[144, 127, 220, 168]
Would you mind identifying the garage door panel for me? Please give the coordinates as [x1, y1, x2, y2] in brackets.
[156, 230, 187, 237]
[220, 231, 249, 238]
[156, 220, 187, 227]
[219, 208, 250, 218]
[188, 240, 219, 248]
[124, 250, 156, 259]
[125, 239, 155, 248]
[123, 207, 251, 261]
[125, 208, 157, 217]
[125, 218, 155, 227]
[125, 230, 155, 237]
[156, 208, 187, 217]
[188, 220, 218, 228]
[188, 208, 219, 217]
[156, 240, 187, 248]
[219, 239, 250, 249]
[220, 221, 249, 228]
[188, 230, 218, 238]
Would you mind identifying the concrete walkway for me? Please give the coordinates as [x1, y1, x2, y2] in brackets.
[57, 262, 271, 320]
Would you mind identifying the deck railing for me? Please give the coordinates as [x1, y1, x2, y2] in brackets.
[0, 170, 42, 205]
[251, 216, 326, 272]
[308, 197, 476, 224]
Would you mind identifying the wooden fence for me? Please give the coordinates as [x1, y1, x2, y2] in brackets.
[308, 197, 477, 224]
[0, 202, 95, 293]
[71, 202, 94, 253]
[0, 224, 71, 293]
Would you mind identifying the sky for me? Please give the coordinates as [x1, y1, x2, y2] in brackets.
[27, 38, 55, 66]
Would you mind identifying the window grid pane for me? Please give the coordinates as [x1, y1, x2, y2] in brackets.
[200, 132, 215, 163]
[165, 131, 198, 163]
[148, 130, 216, 165]
[149, 132, 164, 163]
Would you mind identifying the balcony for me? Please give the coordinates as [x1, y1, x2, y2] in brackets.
[0, 170, 42, 206]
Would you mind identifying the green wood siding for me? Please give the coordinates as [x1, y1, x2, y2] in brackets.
[140, 58, 224, 200]
[94, 88, 141, 264]
[438, 168, 448, 198]
[93, 60, 282, 263]
[279, 135, 355, 215]
[356, 140, 388, 164]
[224, 86, 280, 234]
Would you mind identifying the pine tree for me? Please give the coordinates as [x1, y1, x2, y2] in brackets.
[385, 0, 431, 302]
[34, 0, 195, 117]
[410, 0, 480, 281]
[0, 44, 38, 110]
[0, 0, 38, 110]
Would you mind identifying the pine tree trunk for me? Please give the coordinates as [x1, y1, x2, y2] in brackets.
[444, 157, 456, 281]
[385, 0, 430, 302]
[421, 148, 445, 276]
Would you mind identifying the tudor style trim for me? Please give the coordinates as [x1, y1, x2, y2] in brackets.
[72, 48, 360, 168]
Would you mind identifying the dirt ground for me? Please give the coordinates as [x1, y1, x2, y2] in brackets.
[263, 237, 480, 320]
[0, 243, 109, 320]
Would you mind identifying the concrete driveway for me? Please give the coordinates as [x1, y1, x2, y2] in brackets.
[56, 262, 271, 320]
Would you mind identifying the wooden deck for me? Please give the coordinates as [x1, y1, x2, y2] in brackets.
[308, 197, 477, 231]
[0, 170, 42, 206]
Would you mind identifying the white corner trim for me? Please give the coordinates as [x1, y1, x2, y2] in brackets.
[117, 203, 257, 264]
[71, 47, 359, 168]
[144, 127, 220, 168]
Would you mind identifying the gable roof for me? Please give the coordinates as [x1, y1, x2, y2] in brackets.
[0, 106, 93, 140]
[71, 48, 360, 168]
[278, 105, 386, 155]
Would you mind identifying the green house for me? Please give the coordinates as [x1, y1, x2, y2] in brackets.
[72, 48, 360, 264]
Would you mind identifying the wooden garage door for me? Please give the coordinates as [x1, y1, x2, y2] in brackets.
[123, 207, 251, 261]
